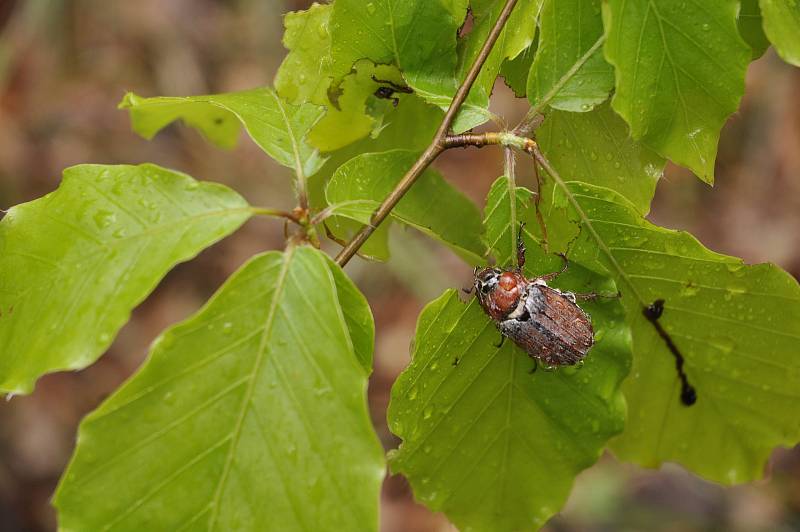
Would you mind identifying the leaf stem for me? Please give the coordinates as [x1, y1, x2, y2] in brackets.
[250, 207, 302, 224]
[334, 0, 520, 267]
[309, 200, 377, 225]
[504, 147, 518, 268]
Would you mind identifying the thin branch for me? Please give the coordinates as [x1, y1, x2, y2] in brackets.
[443, 131, 536, 151]
[334, 0, 520, 267]
[513, 34, 606, 137]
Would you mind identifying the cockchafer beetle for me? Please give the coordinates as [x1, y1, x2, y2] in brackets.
[468, 225, 599, 368]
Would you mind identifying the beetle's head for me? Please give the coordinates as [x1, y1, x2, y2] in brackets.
[473, 267, 500, 297]
[473, 267, 524, 320]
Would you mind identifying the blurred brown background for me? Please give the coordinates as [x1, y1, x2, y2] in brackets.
[0, 1, 798, 531]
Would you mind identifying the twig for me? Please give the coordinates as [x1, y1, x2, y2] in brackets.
[334, 0, 520, 267]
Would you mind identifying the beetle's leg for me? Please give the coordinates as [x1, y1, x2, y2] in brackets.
[528, 357, 538, 374]
[537, 252, 569, 283]
[516, 222, 526, 271]
[452, 356, 460, 367]
[494, 334, 505, 348]
[463, 266, 479, 294]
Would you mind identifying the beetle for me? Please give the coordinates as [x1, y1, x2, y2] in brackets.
[469, 226, 598, 368]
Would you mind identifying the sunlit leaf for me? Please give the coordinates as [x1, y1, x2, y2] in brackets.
[602, 0, 751, 182]
[54, 246, 385, 531]
[325, 150, 485, 263]
[310, 95, 442, 261]
[274, 3, 334, 105]
[328, 0, 496, 131]
[454, 0, 543, 129]
[759, 0, 800, 66]
[387, 177, 630, 531]
[307, 63, 404, 152]
[537, 102, 664, 214]
[120, 89, 326, 178]
[0, 164, 251, 394]
[544, 180, 800, 483]
[527, 0, 613, 112]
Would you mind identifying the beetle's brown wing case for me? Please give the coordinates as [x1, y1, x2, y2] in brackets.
[538, 286, 594, 352]
[499, 284, 594, 366]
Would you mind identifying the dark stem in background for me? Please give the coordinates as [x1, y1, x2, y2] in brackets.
[334, 0, 520, 267]
[643, 300, 697, 406]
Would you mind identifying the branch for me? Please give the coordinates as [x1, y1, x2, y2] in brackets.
[334, 0, 520, 267]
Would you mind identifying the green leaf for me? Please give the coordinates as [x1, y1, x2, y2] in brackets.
[325, 150, 486, 263]
[324, 216, 393, 262]
[454, 0, 543, 129]
[527, 0, 613, 112]
[54, 246, 385, 531]
[119, 89, 326, 178]
[0, 164, 251, 394]
[322, 252, 376, 372]
[544, 180, 800, 483]
[274, 3, 334, 105]
[537, 102, 665, 215]
[738, 0, 770, 58]
[387, 177, 631, 531]
[760, 0, 800, 66]
[307, 93, 442, 213]
[329, 0, 489, 131]
[307, 63, 403, 152]
[275, 4, 385, 152]
[310, 95, 442, 261]
[500, 42, 537, 97]
[602, 0, 751, 183]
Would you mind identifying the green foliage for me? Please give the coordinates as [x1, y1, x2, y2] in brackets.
[325, 150, 486, 263]
[759, 0, 800, 66]
[328, 0, 490, 131]
[54, 246, 384, 531]
[540, 180, 800, 483]
[537, 102, 665, 214]
[602, 0, 751, 183]
[0, 164, 251, 394]
[274, 3, 334, 106]
[738, 0, 770, 58]
[456, 0, 542, 123]
[500, 42, 536, 97]
[527, 0, 612, 112]
[3, 1, 800, 530]
[387, 178, 631, 531]
[120, 89, 326, 178]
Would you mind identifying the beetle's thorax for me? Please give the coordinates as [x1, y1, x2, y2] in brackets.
[473, 267, 529, 321]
